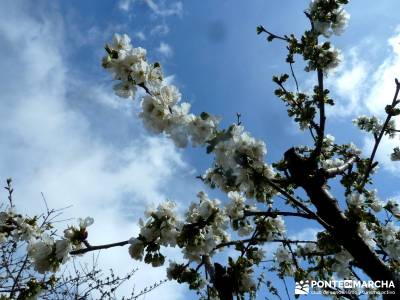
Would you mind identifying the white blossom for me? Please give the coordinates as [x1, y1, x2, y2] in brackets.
[332, 250, 353, 278]
[308, 0, 350, 37]
[238, 271, 256, 293]
[380, 222, 400, 260]
[0, 233, 6, 244]
[357, 222, 376, 249]
[79, 217, 94, 228]
[296, 243, 317, 256]
[321, 158, 344, 169]
[113, 81, 136, 98]
[141, 200, 180, 247]
[166, 261, 178, 280]
[187, 114, 219, 146]
[225, 191, 246, 220]
[346, 191, 365, 208]
[55, 239, 72, 262]
[128, 238, 145, 260]
[385, 198, 400, 217]
[27, 239, 54, 274]
[274, 246, 291, 264]
[331, 9, 350, 35]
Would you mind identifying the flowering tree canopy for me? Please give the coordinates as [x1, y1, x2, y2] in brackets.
[1, 0, 400, 299]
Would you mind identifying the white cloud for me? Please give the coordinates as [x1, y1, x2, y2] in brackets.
[118, 0, 183, 17]
[328, 29, 400, 174]
[151, 23, 170, 36]
[119, 0, 133, 12]
[357, 31, 400, 174]
[135, 31, 146, 41]
[328, 48, 369, 117]
[144, 0, 183, 17]
[157, 41, 173, 58]
[0, 1, 197, 298]
[289, 227, 319, 241]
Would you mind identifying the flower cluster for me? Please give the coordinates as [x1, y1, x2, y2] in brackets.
[166, 262, 206, 290]
[385, 198, 400, 218]
[379, 222, 400, 261]
[256, 215, 286, 241]
[28, 217, 94, 274]
[179, 191, 230, 262]
[357, 222, 376, 249]
[0, 206, 94, 274]
[346, 190, 384, 213]
[128, 201, 180, 266]
[304, 43, 342, 72]
[225, 191, 247, 220]
[391, 147, 400, 161]
[274, 245, 295, 275]
[353, 115, 396, 138]
[102, 33, 220, 148]
[128, 192, 230, 266]
[0, 208, 42, 242]
[102, 34, 162, 97]
[204, 125, 275, 201]
[308, 0, 350, 38]
[332, 249, 353, 278]
[103, 35, 275, 202]
[27, 236, 72, 274]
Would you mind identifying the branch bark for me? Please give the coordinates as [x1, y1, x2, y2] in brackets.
[284, 148, 400, 299]
[69, 240, 130, 256]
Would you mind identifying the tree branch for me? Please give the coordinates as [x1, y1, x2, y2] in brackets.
[324, 156, 357, 178]
[243, 210, 315, 220]
[215, 238, 317, 250]
[360, 79, 400, 189]
[257, 26, 289, 41]
[264, 177, 332, 230]
[70, 240, 130, 256]
[312, 68, 325, 159]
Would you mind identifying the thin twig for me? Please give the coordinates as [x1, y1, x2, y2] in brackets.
[360, 79, 400, 189]
[243, 210, 315, 220]
[70, 240, 130, 255]
[289, 62, 299, 93]
[264, 177, 332, 230]
[215, 238, 317, 250]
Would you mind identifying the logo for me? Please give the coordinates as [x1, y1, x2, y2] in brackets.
[294, 280, 396, 296]
[295, 280, 310, 295]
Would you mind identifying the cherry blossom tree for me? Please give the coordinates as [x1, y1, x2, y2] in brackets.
[0, 179, 164, 299]
[1, 0, 400, 299]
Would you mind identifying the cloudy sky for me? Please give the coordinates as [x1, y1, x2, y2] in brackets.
[1, 0, 400, 299]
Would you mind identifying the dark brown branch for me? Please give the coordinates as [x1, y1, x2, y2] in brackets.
[257, 26, 289, 41]
[360, 79, 400, 189]
[9, 254, 29, 298]
[138, 82, 151, 95]
[264, 177, 332, 230]
[215, 239, 317, 250]
[289, 62, 299, 93]
[243, 210, 315, 220]
[70, 240, 130, 255]
[312, 68, 325, 159]
[284, 147, 400, 298]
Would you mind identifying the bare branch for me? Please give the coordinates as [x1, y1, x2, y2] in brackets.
[360, 79, 400, 189]
[324, 156, 357, 178]
[70, 240, 130, 256]
[215, 238, 317, 250]
[264, 177, 332, 230]
[243, 210, 315, 220]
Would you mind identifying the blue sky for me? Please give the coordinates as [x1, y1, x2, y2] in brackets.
[1, 0, 400, 299]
